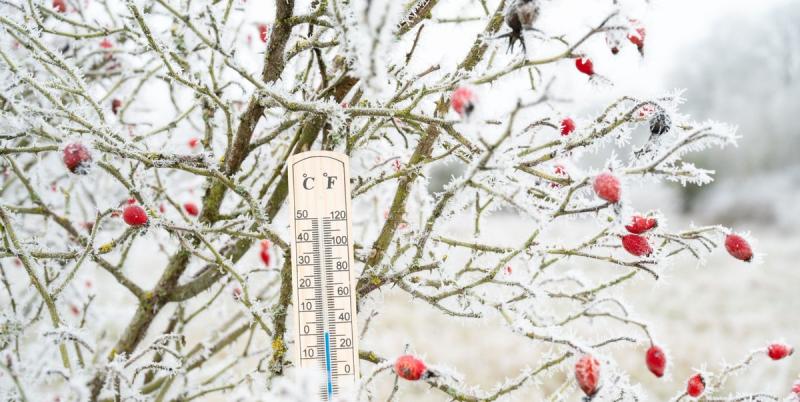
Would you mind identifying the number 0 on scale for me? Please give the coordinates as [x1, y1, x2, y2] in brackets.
[288, 151, 359, 399]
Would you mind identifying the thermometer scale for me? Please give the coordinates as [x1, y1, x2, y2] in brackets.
[287, 151, 359, 399]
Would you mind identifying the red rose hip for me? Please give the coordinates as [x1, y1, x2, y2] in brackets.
[394, 355, 429, 381]
[687, 374, 705, 397]
[645, 345, 666, 377]
[622, 234, 652, 256]
[593, 172, 621, 203]
[575, 354, 600, 397]
[625, 215, 657, 234]
[628, 27, 646, 53]
[575, 57, 595, 76]
[560, 117, 576, 136]
[450, 86, 476, 117]
[260, 239, 271, 266]
[258, 24, 269, 43]
[63, 143, 93, 174]
[725, 233, 753, 262]
[183, 202, 199, 217]
[111, 98, 122, 114]
[767, 343, 793, 360]
[52, 0, 66, 12]
[122, 205, 148, 226]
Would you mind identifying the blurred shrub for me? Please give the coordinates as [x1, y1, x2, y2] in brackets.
[669, 2, 800, 212]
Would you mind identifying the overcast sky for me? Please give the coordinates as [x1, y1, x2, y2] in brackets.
[632, 0, 791, 91]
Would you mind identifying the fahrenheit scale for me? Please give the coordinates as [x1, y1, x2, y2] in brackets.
[287, 151, 359, 400]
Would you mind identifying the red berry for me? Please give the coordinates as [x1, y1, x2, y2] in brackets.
[622, 234, 652, 257]
[183, 202, 199, 217]
[62, 143, 93, 174]
[792, 379, 800, 395]
[260, 240, 271, 266]
[159, 204, 166, 214]
[258, 24, 269, 43]
[767, 343, 793, 360]
[575, 354, 600, 397]
[100, 38, 113, 49]
[560, 118, 576, 136]
[593, 172, 621, 203]
[394, 355, 429, 381]
[627, 19, 646, 55]
[645, 345, 666, 377]
[575, 57, 594, 76]
[111, 98, 122, 114]
[69, 304, 80, 316]
[52, 0, 66, 12]
[259, 249, 271, 265]
[628, 28, 645, 48]
[122, 205, 148, 226]
[625, 215, 657, 234]
[725, 234, 753, 262]
[450, 86, 475, 117]
[126, 198, 136, 205]
[687, 374, 705, 397]
[188, 137, 199, 149]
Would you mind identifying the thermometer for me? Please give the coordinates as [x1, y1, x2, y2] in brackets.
[287, 151, 359, 399]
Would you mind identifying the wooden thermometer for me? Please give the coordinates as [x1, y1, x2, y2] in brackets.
[287, 151, 359, 399]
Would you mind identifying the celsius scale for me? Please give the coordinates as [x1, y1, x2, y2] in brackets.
[287, 151, 360, 399]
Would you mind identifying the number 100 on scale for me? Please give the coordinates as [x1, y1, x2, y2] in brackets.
[288, 151, 359, 400]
